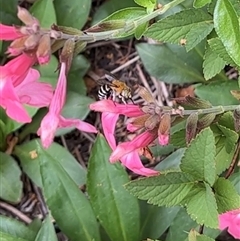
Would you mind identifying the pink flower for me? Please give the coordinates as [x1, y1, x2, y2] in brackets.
[37, 62, 97, 148]
[110, 131, 157, 162]
[99, 110, 159, 176]
[90, 100, 144, 117]
[0, 24, 24, 40]
[0, 54, 52, 123]
[219, 209, 240, 239]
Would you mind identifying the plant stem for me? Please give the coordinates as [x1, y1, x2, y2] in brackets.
[162, 105, 240, 116]
[58, 0, 186, 42]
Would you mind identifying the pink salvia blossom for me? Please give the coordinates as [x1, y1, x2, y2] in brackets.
[0, 54, 52, 123]
[110, 131, 157, 163]
[100, 111, 158, 176]
[37, 61, 97, 148]
[219, 208, 240, 239]
[0, 24, 24, 40]
[90, 99, 144, 117]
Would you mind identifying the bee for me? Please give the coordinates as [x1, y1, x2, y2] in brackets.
[97, 73, 133, 104]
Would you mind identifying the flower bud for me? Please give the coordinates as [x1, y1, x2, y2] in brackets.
[136, 85, 155, 103]
[158, 113, 171, 145]
[129, 114, 150, 129]
[8, 36, 28, 55]
[174, 95, 212, 109]
[186, 112, 198, 144]
[87, 20, 126, 32]
[233, 107, 240, 132]
[54, 25, 83, 35]
[197, 113, 216, 130]
[36, 34, 51, 64]
[60, 38, 75, 72]
[74, 41, 87, 56]
[17, 6, 39, 27]
[145, 114, 159, 130]
[24, 34, 40, 49]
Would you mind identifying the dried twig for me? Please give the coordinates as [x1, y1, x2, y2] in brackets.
[0, 201, 32, 224]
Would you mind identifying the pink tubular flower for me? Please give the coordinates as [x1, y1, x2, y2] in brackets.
[90, 100, 144, 117]
[0, 54, 52, 123]
[0, 24, 24, 40]
[219, 209, 240, 239]
[37, 62, 97, 148]
[110, 131, 157, 163]
[101, 112, 159, 176]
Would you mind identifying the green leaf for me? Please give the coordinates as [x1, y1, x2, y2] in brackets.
[125, 172, 196, 206]
[30, 0, 57, 28]
[0, 0, 19, 25]
[213, 177, 240, 213]
[135, 22, 148, 39]
[186, 183, 218, 228]
[87, 135, 140, 241]
[229, 171, 240, 195]
[203, 44, 226, 80]
[39, 141, 100, 241]
[195, 80, 239, 105]
[14, 140, 86, 188]
[56, 92, 93, 136]
[140, 202, 180, 240]
[166, 208, 197, 241]
[92, 0, 137, 25]
[0, 216, 38, 241]
[54, 0, 91, 29]
[170, 129, 187, 148]
[188, 229, 215, 241]
[35, 55, 58, 87]
[217, 124, 238, 153]
[68, 55, 90, 95]
[145, 9, 213, 51]
[155, 148, 185, 172]
[35, 215, 58, 241]
[136, 43, 205, 84]
[134, 0, 156, 11]
[193, 0, 212, 8]
[214, 0, 240, 66]
[180, 128, 216, 186]
[218, 111, 235, 130]
[208, 37, 237, 67]
[0, 152, 22, 203]
[91, 7, 147, 38]
[211, 125, 235, 175]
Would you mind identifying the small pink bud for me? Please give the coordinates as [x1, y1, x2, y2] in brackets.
[158, 113, 171, 146]
[36, 34, 51, 64]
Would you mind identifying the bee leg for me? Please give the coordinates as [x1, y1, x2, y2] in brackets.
[130, 98, 135, 104]
[112, 92, 116, 102]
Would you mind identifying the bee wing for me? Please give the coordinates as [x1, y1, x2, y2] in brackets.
[96, 78, 112, 85]
[104, 72, 118, 82]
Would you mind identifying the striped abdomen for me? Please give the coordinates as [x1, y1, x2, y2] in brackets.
[98, 84, 112, 100]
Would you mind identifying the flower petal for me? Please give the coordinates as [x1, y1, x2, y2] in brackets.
[101, 112, 118, 150]
[4, 54, 36, 86]
[0, 77, 31, 123]
[120, 151, 159, 176]
[15, 69, 53, 107]
[90, 99, 143, 117]
[110, 131, 157, 162]
[59, 116, 97, 133]
[37, 113, 59, 148]
[0, 24, 23, 40]
[219, 209, 240, 239]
